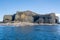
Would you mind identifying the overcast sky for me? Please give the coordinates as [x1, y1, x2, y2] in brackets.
[0, 0, 60, 21]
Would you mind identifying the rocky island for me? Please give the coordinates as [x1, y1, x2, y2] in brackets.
[1, 10, 59, 26]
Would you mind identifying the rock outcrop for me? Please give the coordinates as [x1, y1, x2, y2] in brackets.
[3, 15, 12, 23]
[3, 10, 59, 24]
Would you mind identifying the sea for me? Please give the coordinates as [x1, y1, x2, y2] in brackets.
[0, 25, 60, 40]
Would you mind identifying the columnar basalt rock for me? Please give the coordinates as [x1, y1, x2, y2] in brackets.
[33, 13, 59, 24]
[14, 11, 34, 22]
[3, 10, 59, 24]
[55, 16, 59, 23]
[3, 15, 12, 23]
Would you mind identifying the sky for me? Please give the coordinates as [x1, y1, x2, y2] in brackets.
[0, 0, 60, 21]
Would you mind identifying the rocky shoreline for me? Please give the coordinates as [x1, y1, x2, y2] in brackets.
[0, 22, 59, 27]
[0, 22, 38, 27]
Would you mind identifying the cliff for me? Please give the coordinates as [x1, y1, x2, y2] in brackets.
[3, 10, 59, 24]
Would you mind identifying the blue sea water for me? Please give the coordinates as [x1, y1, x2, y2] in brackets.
[0, 25, 60, 40]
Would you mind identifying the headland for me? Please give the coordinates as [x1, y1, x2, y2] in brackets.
[0, 10, 59, 26]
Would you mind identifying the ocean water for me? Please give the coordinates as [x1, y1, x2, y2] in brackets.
[0, 25, 60, 40]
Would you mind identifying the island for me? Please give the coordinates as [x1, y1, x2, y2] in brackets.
[0, 10, 59, 26]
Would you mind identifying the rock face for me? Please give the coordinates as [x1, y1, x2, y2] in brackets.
[15, 12, 34, 22]
[34, 13, 59, 24]
[3, 10, 59, 24]
[3, 15, 12, 23]
[55, 16, 59, 23]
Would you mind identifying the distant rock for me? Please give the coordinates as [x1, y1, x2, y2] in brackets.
[3, 10, 59, 24]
